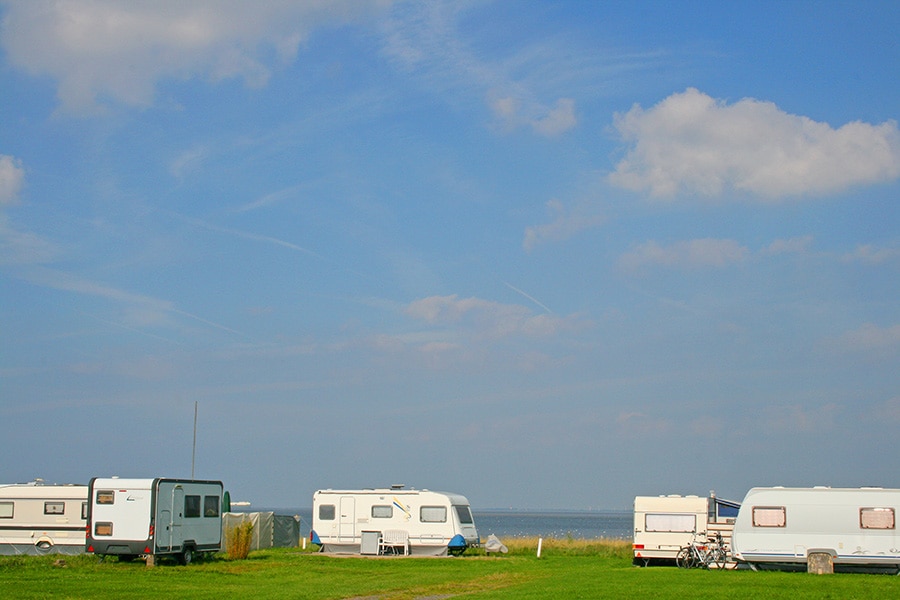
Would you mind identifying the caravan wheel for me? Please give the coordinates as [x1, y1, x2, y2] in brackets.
[180, 547, 193, 566]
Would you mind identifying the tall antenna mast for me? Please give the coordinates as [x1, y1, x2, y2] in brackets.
[191, 401, 198, 479]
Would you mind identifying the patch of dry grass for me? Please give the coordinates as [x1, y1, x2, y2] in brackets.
[472, 536, 632, 558]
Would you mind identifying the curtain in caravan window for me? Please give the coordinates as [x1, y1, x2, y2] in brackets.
[860, 507, 895, 529]
[420, 506, 447, 523]
[645, 513, 696, 532]
[752, 507, 786, 527]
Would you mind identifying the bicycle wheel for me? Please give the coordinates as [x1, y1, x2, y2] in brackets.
[712, 547, 727, 570]
[676, 546, 694, 569]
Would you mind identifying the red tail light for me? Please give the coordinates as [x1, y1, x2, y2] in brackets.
[148, 524, 155, 538]
[633, 544, 644, 549]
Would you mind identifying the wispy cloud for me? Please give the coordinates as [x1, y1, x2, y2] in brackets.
[523, 199, 605, 252]
[173, 212, 323, 259]
[503, 281, 552, 314]
[609, 88, 900, 199]
[230, 184, 308, 214]
[618, 238, 749, 271]
[405, 294, 587, 339]
[381, 2, 580, 136]
[170, 145, 211, 179]
[16, 265, 240, 336]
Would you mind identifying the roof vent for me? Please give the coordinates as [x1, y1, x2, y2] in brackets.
[391, 483, 405, 490]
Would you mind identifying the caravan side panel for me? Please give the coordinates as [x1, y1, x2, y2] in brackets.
[86, 477, 223, 561]
[732, 487, 900, 573]
[311, 489, 478, 556]
[633, 494, 739, 566]
[0, 483, 88, 555]
[632, 496, 708, 564]
[153, 480, 223, 556]
[85, 478, 154, 557]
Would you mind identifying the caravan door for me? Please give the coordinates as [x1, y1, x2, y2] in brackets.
[158, 484, 184, 551]
[339, 496, 355, 542]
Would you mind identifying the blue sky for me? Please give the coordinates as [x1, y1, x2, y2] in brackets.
[1, 1, 898, 511]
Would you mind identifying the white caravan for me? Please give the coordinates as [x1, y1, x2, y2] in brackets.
[632, 493, 740, 566]
[311, 486, 479, 556]
[732, 487, 900, 573]
[0, 481, 88, 555]
[85, 477, 224, 564]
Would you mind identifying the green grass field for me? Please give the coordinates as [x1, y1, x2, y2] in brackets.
[0, 539, 896, 599]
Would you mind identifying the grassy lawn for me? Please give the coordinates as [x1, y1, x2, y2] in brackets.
[0, 539, 896, 599]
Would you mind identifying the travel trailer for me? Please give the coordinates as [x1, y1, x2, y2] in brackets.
[85, 477, 224, 564]
[731, 486, 900, 573]
[632, 493, 740, 566]
[311, 486, 479, 556]
[0, 481, 88, 555]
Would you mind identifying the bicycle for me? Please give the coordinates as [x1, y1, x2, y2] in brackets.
[676, 532, 728, 569]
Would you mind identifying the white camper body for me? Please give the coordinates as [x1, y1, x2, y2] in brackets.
[311, 487, 479, 556]
[632, 494, 740, 565]
[85, 477, 223, 564]
[732, 487, 900, 573]
[0, 482, 88, 555]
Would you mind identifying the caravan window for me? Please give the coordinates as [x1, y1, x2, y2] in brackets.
[752, 506, 786, 527]
[420, 506, 447, 523]
[645, 513, 696, 533]
[454, 505, 474, 525]
[204, 496, 220, 517]
[82, 502, 88, 520]
[96, 491, 115, 505]
[319, 505, 336, 520]
[0, 502, 12, 518]
[372, 505, 393, 518]
[95, 522, 113, 536]
[860, 507, 895, 530]
[44, 502, 65, 515]
[185, 495, 201, 518]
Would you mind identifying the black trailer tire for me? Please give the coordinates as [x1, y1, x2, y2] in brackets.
[180, 547, 193, 566]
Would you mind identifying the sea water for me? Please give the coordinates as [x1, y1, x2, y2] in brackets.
[474, 510, 631, 540]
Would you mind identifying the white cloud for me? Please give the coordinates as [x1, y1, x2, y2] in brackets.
[842, 243, 900, 264]
[531, 98, 577, 136]
[0, 154, 25, 205]
[405, 294, 587, 339]
[762, 235, 814, 256]
[487, 92, 577, 137]
[523, 199, 605, 252]
[608, 88, 900, 199]
[0, 1, 388, 113]
[840, 323, 900, 351]
[618, 238, 749, 270]
[0, 154, 59, 265]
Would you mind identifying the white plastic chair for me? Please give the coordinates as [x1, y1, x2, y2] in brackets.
[379, 529, 409, 555]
